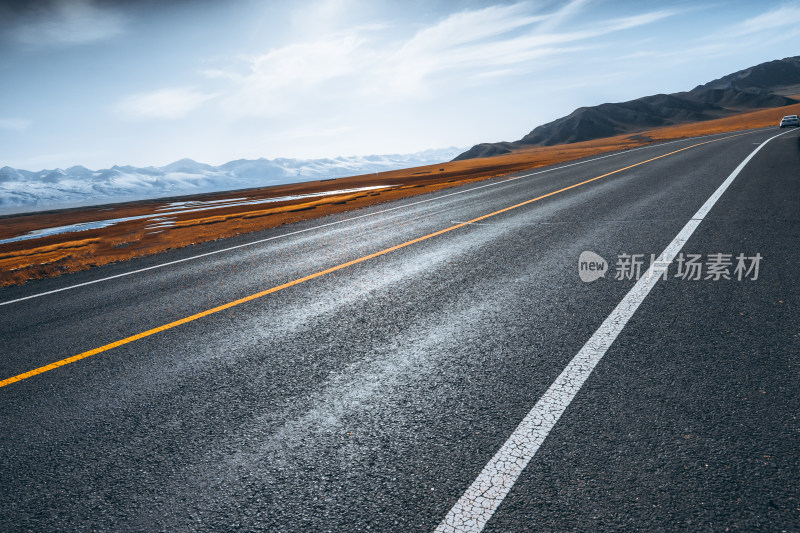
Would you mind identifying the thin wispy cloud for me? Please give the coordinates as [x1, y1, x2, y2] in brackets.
[676, 3, 800, 59]
[721, 3, 800, 37]
[384, 3, 550, 95]
[7, 0, 126, 47]
[0, 118, 32, 131]
[536, 0, 591, 32]
[209, 1, 677, 114]
[379, 4, 679, 95]
[116, 88, 217, 120]
[623, 42, 732, 64]
[208, 33, 368, 116]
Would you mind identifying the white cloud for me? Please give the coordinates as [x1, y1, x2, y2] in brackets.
[249, 34, 364, 90]
[379, 4, 678, 95]
[217, 33, 367, 116]
[721, 3, 800, 38]
[619, 42, 732, 64]
[211, 2, 678, 115]
[9, 0, 125, 47]
[532, 0, 591, 32]
[116, 88, 217, 120]
[396, 3, 548, 57]
[382, 3, 547, 94]
[0, 118, 32, 131]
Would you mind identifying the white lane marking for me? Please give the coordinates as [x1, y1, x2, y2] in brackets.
[449, 219, 693, 226]
[434, 128, 793, 533]
[0, 129, 756, 307]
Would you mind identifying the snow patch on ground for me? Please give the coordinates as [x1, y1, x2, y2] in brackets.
[0, 186, 391, 244]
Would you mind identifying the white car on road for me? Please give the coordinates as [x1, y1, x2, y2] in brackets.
[779, 115, 800, 128]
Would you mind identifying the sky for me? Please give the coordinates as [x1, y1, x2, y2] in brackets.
[0, 0, 798, 171]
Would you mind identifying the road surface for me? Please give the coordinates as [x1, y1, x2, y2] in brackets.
[1, 127, 798, 532]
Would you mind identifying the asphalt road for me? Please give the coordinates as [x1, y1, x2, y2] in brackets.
[1, 128, 798, 532]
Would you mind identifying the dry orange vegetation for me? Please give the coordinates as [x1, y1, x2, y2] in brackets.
[2, 103, 798, 287]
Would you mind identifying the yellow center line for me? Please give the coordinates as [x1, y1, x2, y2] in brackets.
[0, 132, 747, 388]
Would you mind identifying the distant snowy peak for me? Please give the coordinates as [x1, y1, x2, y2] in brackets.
[0, 166, 25, 182]
[65, 165, 93, 176]
[0, 147, 465, 214]
[159, 158, 217, 173]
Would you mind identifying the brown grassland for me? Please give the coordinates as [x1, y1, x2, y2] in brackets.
[2, 102, 799, 287]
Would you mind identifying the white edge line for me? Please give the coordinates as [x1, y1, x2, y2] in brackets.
[434, 128, 793, 533]
[0, 129, 758, 307]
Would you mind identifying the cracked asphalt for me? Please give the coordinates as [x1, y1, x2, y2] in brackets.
[1, 128, 798, 532]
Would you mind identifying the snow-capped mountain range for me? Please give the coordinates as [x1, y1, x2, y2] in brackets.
[0, 147, 464, 214]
